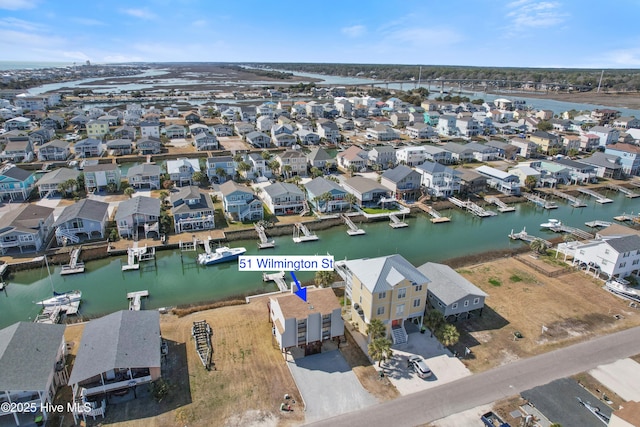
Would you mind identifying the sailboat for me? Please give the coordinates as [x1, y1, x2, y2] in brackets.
[35, 255, 82, 307]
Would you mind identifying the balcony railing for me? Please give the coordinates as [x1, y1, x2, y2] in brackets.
[81, 375, 152, 397]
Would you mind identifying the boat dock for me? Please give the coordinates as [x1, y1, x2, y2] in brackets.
[585, 220, 612, 228]
[614, 212, 639, 222]
[263, 271, 288, 292]
[418, 204, 451, 223]
[127, 290, 149, 311]
[577, 188, 613, 204]
[548, 224, 594, 240]
[293, 223, 319, 243]
[34, 300, 81, 324]
[508, 227, 552, 246]
[192, 320, 213, 370]
[448, 197, 497, 217]
[523, 192, 558, 210]
[606, 184, 640, 198]
[122, 243, 156, 271]
[484, 196, 515, 212]
[60, 247, 85, 275]
[388, 213, 409, 228]
[342, 214, 366, 235]
[255, 224, 275, 249]
[549, 190, 587, 208]
[179, 236, 199, 252]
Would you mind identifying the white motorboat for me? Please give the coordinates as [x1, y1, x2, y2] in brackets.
[36, 289, 82, 307]
[605, 279, 640, 303]
[198, 246, 246, 266]
[540, 219, 561, 229]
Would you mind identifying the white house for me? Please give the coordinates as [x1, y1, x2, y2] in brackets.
[416, 161, 461, 197]
[566, 235, 640, 280]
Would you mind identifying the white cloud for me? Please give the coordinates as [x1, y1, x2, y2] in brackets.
[341, 25, 366, 38]
[0, 0, 38, 10]
[385, 27, 463, 46]
[121, 8, 157, 20]
[102, 54, 145, 63]
[505, 0, 568, 29]
[192, 19, 207, 27]
[70, 17, 106, 26]
[0, 17, 47, 32]
[604, 48, 640, 67]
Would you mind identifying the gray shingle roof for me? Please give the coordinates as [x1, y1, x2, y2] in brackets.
[416, 160, 458, 175]
[68, 310, 161, 385]
[381, 164, 415, 183]
[127, 163, 161, 178]
[307, 147, 333, 162]
[417, 262, 487, 305]
[0, 322, 65, 391]
[263, 182, 304, 198]
[37, 168, 80, 186]
[607, 235, 640, 253]
[304, 177, 345, 196]
[115, 196, 160, 221]
[343, 254, 430, 294]
[219, 180, 252, 197]
[343, 176, 388, 194]
[54, 199, 109, 226]
[1, 166, 32, 181]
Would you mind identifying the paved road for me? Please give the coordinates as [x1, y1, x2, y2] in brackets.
[307, 326, 640, 427]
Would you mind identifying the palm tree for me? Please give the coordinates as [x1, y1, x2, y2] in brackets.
[124, 187, 135, 198]
[436, 323, 460, 348]
[268, 160, 281, 177]
[261, 150, 272, 160]
[368, 337, 393, 367]
[237, 161, 252, 178]
[530, 238, 548, 255]
[310, 166, 322, 178]
[524, 175, 537, 191]
[282, 164, 292, 179]
[348, 164, 358, 177]
[233, 153, 244, 163]
[314, 271, 334, 288]
[424, 309, 445, 337]
[366, 318, 386, 341]
[343, 193, 357, 212]
[215, 167, 227, 183]
[192, 171, 208, 187]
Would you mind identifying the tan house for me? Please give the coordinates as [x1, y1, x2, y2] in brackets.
[269, 287, 344, 357]
[336, 254, 430, 345]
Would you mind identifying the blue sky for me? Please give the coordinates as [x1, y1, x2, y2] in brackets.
[1, 0, 639, 68]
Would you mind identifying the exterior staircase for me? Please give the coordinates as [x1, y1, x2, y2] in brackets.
[299, 200, 310, 217]
[391, 325, 408, 345]
[56, 228, 80, 244]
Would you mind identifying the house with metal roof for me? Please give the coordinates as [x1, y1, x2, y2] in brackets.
[342, 176, 391, 207]
[335, 254, 430, 344]
[380, 165, 421, 201]
[0, 204, 54, 255]
[0, 165, 36, 201]
[170, 186, 214, 233]
[564, 234, 640, 280]
[0, 322, 67, 426]
[416, 161, 461, 197]
[83, 163, 122, 193]
[115, 196, 161, 239]
[219, 181, 263, 222]
[261, 182, 306, 215]
[304, 177, 349, 213]
[54, 199, 109, 245]
[1, 138, 34, 163]
[68, 310, 161, 423]
[475, 165, 521, 195]
[417, 262, 487, 320]
[127, 163, 161, 190]
[37, 168, 80, 198]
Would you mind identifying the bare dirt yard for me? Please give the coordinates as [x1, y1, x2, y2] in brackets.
[453, 255, 640, 373]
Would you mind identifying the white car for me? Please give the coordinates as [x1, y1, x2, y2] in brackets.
[409, 356, 433, 378]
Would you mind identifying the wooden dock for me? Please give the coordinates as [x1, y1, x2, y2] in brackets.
[585, 220, 612, 228]
[578, 188, 613, 204]
[448, 197, 497, 217]
[60, 247, 85, 275]
[523, 192, 558, 210]
[508, 227, 552, 246]
[388, 213, 408, 228]
[548, 224, 594, 240]
[127, 290, 149, 311]
[606, 184, 639, 198]
[293, 223, 319, 243]
[263, 271, 288, 292]
[484, 196, 515, 212]
[255, 224, 275, 249]
[342, 214, 366, 235]
[415, 203, 451, 223]
[549, 190, 586, 208]
[614, 212, 639, 222]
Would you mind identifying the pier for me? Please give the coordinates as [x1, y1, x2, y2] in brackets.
[255, 223, 275, 249]
[549, 190, 586, 208]
[484, 196, 515, 212]
[61, 247, 85, 275]
[293, 223, 319, 243]
[577, 188, 613, 204]
[585, 220, 612, 228]
[122, 243, 156, 271]
[263, 271, 288, 292]
[523, 192, 558, 210]
[508, 227, 551, 246]
[127, 290, 149, 311]
[614, 212, 639, 222]
[179, 236, 198, 252]
[34, 300, 81, 324]
[388, 213, 409, 228]
[341, 214, 366, 235]
[548, 224, 594, 240]
[448, 197, 497, 217]
[416, 203, 451, 223]
[606, 184, 639, 198]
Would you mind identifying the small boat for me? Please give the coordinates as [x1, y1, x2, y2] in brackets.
[605, 280, 640, 303]
[192, 320, 212, 369]
[36, 290, 82, 307]
[198, 246, 246, 266]
[540, 219, 561, 229]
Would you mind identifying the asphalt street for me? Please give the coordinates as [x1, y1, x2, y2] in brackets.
[306, 326, 640, 427]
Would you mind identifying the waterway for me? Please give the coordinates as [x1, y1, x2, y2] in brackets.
[1, 193, 639, 329]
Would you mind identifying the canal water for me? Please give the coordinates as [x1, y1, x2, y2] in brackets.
[1, 193, 639, 328]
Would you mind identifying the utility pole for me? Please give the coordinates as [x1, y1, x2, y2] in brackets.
[597, 70, 604, 93]
[416, 65, 422, 89]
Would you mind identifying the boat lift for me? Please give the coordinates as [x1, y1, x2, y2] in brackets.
[484, 196, 515, 212]
[61, 247, 85, 275]
[293, 223, 318, 243]
[388, 213, 409, 228]
[127, 290, 149, 311]
[549, 189, 586, 208]
[255, 223, 275, 249]
[577, 188, 613, 204]
[448, 197, 497, 217]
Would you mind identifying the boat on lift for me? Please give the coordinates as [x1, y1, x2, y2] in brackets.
[198, 246, 246, 266]
[540, 218, 561, 229]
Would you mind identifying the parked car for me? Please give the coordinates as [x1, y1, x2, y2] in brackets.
[409, 356, 432, 378]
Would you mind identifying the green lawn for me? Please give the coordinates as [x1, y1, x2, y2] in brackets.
[362, 207, 399, 214]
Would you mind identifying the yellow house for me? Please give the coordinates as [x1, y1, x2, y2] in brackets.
[336, 254, 430, 344]
[86, 119, 109, 139]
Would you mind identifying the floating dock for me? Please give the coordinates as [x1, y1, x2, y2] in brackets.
[263, 271, 288, 292]
[523, 192, 558, 210]
[508, 227, 551, 246]
[127, 290, 149, 311]
[549, 190, 586, 208]
[60, 247, 85, 275]
[484, 196, 515, 212]
[192, 320, 213, 370]
[34, 300, 81, 324]
[548, 224, 594, 240]
[255, 223, 275, 249]
[606, 184, 639, 198]
[293, 223, 319, 243]
[448, 197, 497, 217]
[388, 213, 409, 228]
[614, 212, 639, 222]
[122, 243, 156, 271]
[577, 188, 613, 204]
[342, 214, 366, 235]
[585, 220, 612, 228]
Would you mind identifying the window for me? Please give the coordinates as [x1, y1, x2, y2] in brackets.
[377, 306, 385, 316]
[359, 296, 362, 304]
[473, 298, 480, 305]
[414, 284, 423, 292]
[396, 304, 405, 316]
[397, 288, 406, 299]
[633, 259, 639, 265]
[378, 292, 386, 299]
[619, 262, 626, 268]
[452, 303, 458, 309]
[413, 298, 421, 308]
[464, 300, 469, 307]
[605, 249, 610, 255]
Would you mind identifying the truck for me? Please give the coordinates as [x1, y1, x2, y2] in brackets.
[481, 411, 511, 427]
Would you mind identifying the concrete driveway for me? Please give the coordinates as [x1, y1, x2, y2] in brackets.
[589, 358, 640, 401]
[377, 332, 471, 395]
[287, 350, 377, 423]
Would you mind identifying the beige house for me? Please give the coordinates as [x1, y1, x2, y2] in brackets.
[269, 287, 344, 357]
[336, 254, 430, 345]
